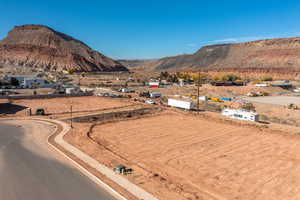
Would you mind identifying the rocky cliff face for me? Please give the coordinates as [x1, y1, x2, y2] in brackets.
[0, 25, 128, 72]
[122, 37, 300, 73]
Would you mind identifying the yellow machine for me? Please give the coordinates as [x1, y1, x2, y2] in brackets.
[211, 97, 223, 102]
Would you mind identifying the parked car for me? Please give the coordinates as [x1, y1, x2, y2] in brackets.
[145, 99, 156, 104]
[35, 108, 45, 116]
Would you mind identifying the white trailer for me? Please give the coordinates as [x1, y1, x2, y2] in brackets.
[168, 98, 194, 110]
[222, 108, 259, 122]
[255, 83, 268, 87]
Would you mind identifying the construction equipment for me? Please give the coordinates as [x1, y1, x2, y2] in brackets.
[247, 92, 258, 97]
[211, 97, 223, 102]
[285, 103, 299, 110]
[113, 164, 133, 175]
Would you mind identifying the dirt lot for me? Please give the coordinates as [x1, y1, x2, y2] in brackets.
[245, 96, 300, 106]
[9, 96, 134, 116]
[133, 84, 289, 99]
[66, 110, 300, 200]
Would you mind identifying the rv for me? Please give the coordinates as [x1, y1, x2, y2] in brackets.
[222, 108, 259, 122]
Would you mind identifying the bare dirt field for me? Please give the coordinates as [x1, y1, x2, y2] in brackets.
[244, 96, 300, 106]
[9, 96, 134, 116]
[72, 111, 300, 200]
[253, 101, 300, 127]
[134, 84, 289, 98]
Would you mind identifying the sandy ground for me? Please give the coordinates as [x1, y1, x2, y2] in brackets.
[253, 102, 300, 127]
[244, 96, 300, 105]
[132, 84, 288, 99]
[9, 96, 133, 116]
[71, 111, 300, 200]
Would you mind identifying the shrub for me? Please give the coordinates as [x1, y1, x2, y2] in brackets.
[260, 75, 273, 81]
[10, 77, 19, 86]
[252, 79, 262, 84]
[213, 73, 241, 82]
[192, 73, 211, 83]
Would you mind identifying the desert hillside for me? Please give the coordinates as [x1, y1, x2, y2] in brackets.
[0, 24, 128, 72]
[121, 37, 300, 74]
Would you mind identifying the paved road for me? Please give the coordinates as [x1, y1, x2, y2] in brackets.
[0, 121, 117, 200]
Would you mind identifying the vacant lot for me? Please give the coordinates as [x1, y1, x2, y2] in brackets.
[89, 111, 300, 200]
[245, 96, 300, 106]
[11, 96, 133, 116]
[133, 84, 288, 99]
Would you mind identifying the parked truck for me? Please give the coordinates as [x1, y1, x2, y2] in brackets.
[150, 92, 161, 98]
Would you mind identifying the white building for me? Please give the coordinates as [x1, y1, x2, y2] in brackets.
[65, 87, 81, 94]
[4, 75, 47, 88]
[22, 78, 46, 88]
[222, 108, 259, 122]
[149, 81, 160, 88]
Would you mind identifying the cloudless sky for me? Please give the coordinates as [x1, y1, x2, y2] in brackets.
[1, 0, 300, 59]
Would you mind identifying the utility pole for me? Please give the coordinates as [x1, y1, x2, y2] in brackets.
[197, 71, 201, 113]
[70, 104, 73, 129]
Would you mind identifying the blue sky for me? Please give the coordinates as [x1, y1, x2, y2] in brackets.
[1, 0, 300, 59]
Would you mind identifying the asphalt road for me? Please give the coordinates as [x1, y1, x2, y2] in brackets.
[0, 121, 117, 200]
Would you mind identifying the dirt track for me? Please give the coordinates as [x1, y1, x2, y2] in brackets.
[86, 111, 300, 200]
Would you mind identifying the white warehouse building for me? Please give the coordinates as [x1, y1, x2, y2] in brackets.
[222, 108, 259, 122]
[22, 78, 46, 88]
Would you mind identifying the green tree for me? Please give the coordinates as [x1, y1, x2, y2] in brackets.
[260, 75, 273, 81]
[160, 71, 170, 79]
[10, 77, 19, 86]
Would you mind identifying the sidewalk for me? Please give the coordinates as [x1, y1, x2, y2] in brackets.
[52, 119, 159, 200]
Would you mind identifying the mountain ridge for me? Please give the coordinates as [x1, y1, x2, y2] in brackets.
[0, 24, 128, 72]
[119, 37, 300, 73]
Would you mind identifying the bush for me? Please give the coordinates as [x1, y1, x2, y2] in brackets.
[260, 75, 273, 81]
[192, 73, 211, 83]
[252, 79, 262, 84]
[10, 77, 19, 86]
[213, 73, 241, 82]
[259, 114, 269, 121]
[225, 73, 241, 81]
